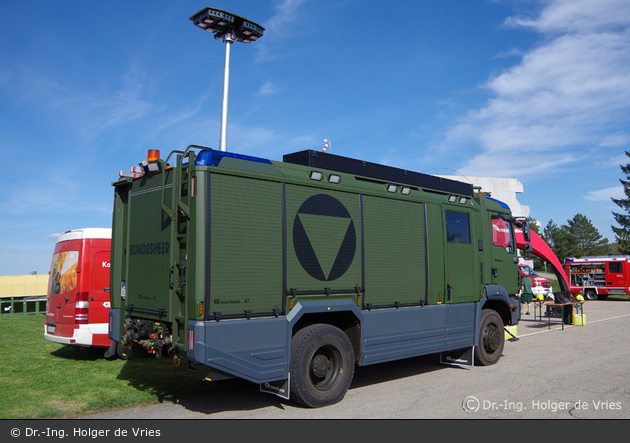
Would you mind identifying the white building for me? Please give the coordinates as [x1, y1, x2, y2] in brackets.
[439, 176, 530, 219]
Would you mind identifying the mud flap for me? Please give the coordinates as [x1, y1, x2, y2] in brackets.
[440, 346, 474, 368]
[259, 375, 290, 400]
[104, 341, 118, 359]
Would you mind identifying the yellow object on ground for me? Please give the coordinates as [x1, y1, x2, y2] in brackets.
[572, 314, 586, 326]
[504, 325, 518, 339]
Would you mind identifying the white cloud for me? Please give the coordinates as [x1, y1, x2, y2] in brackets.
[449, 0, 630, 179]
[257, 80, 279, 96]
[584, 186, 625, 201]
[264, 0, 307, 34]
[256, 0, 308, 61]
[505, 0, 630, 34]
[5, 62, 157, 146]
[600, 132, 630, 148]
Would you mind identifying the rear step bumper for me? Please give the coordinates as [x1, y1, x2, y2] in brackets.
[43, 323, 108, 346]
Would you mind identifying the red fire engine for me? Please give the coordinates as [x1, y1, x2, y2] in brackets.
[565, 256, 630, 300]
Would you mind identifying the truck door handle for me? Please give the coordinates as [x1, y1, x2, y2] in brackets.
[64, 297, 69, 302]
[492, 268, 498, 278]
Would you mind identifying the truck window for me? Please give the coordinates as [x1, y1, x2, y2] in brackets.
[49, 251, 79, 295]
[445, 211, 470, 243]
[609, 262, 622, 273]
[492, 217, 514, 254]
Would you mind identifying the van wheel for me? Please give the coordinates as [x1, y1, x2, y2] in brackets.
[290, 324, 355, 408]
[475, 309, 504, 366]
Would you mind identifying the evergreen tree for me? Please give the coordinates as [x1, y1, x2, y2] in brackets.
[526, 216, 540, 235]
[543, 219, 558, 248]
[612, 151, 630, 254]
[567, 213, 609, 256]
[551, 223, 579, 262]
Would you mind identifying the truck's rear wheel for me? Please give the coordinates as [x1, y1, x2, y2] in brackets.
[584, 289, 598, 301]
[290, 324, 355, 408]
[475, 309, 504, 366]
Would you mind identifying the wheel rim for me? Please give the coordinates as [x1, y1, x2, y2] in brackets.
[309, 345, 342, 391]
[482, 323, 501, 354]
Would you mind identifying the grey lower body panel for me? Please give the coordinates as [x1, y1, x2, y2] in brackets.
[360, 303, 476, 366]
[188, 317, 290, 384]
[188, 301, 478, 384]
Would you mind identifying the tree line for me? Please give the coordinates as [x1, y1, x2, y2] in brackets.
[527, 150, 630, 266]
[538, 215, 609, 264]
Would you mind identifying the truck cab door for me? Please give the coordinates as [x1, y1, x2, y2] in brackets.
[444, 209, 477, 303]
[606, 261, 623, 288]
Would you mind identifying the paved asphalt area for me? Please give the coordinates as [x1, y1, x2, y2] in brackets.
[83, 300, 630, 420]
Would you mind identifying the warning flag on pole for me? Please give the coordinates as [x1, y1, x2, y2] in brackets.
[322, 139, 330, 153]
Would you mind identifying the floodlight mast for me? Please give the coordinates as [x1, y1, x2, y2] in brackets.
[190, 7, 265, 152]
[219, 32, 233, 152]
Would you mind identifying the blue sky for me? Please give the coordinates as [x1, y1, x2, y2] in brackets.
[2, 0, 630, 276]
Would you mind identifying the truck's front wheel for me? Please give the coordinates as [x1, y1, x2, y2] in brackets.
[475, 309, 504, 366]
[290, 324, 355, 408]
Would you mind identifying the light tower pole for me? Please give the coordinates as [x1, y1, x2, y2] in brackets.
[190, 7, 265, 152]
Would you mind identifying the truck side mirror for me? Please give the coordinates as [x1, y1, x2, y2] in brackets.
[523, 243, 533, 259]
[522, 221, 531, 242]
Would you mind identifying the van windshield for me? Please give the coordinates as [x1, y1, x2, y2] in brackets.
[49, 251, 79, 295]
[520, 265, 540, 277]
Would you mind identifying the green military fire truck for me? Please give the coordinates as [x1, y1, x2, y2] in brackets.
[107, 146, 528, 407]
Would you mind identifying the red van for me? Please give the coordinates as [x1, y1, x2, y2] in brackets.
[44, 228, 112, 349]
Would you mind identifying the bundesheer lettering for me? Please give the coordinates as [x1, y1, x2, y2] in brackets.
[129, 242, 170, 256]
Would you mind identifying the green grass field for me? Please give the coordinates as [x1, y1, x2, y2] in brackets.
[0, 315, 216, 419]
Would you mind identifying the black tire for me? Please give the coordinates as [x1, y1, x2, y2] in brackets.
[290, 324, 355, 408]
[584, 289, 598, 301]
[475, 309, 504, 366]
